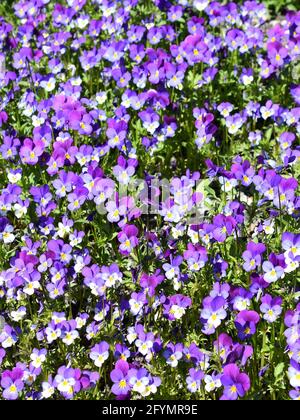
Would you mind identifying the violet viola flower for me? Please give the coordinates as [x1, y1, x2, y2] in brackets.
[110, 360, 130, 396]
[274, 177, 298, 209]
[127, 368, 150, 394]
[211, 255, 229, 280]
[114, 344, 131, 362]
[0, 136, 20, 160]
[282, 232, 300, 263]
[45, 321, 62, 344]
[163, 343, 183, 368]
[235, 310, 260, 340]
[113, 156, 138, 186]
[82, 264, 105, 297]
[267, 42, 289, 67]
[67, 187, 88, 212]
[288, 359, 300, 389]
[291, 85, 300, 105]
[41, 375, 55, 399]
[134, 325, 155, 357]
[162, 255, 182, 280]
[260, 60, 275, 79]
[107, 120, 127, 149]
[204, 373, 222, 393]
[1, 367, 24, 400]
[290, 389, 300, 401]
[47, 280, 66, 300]
[279, 132, 295, 151]
[184, 243, 208, 272]
[225, 343, 253, 367]
[163, 294, 192, 321]
[89, 341, 110, 368]
[231, 160, 255, 187]
[183, 343, 202, 365]
[214, 333, 234, 364]
[147, 62, 164, 85]
[147, 27, 164, 45]
[210, 282, 230, 300]
[100, 264, 123, 288]
[186, 368, 204, 393]
[20, 138, 44, 165]
[260, 100, 279, 120]
[240, 68, 254, 86]
[242, 242, 266, 272]
[30, 348, 47, 369]
[225, 113, 244, 135]
[284, 305, 300, 347]
[262, 253, 285, 284]
[0, 325, 18, 348]
[139, 108, 160, 135]
[231, 288, 253, 312]
[201, 296, 227, 335]
[129, 292, 147, 316]
[212, 214, 237, 243]
[217, 102, 234, 118]
[106, 199, 127, 224]
[260, 295, 282, 323]
[168, 5, 183, 22]
[61, 321, 79, 346]
[80, 370, 100, 392]
[117, 224, 139, 256]
[94, 178, 115, 206]
[220, 364, 250, 400]
[139, 271, 164, 297]
[53, 366, 81, 399]
[226, 29, 245, 51]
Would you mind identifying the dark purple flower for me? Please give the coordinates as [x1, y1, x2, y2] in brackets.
[235, 311, 260, 340]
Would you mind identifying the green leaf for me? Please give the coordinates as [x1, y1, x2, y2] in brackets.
[274, 362, 285, 378]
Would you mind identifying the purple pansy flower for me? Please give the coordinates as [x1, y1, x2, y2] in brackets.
[260, 295, 282, 323]
[1, 368, 24, 400]
[163, 294, 192, 321]
[242, 242, 266, 272]
[118, 225, 139, 256]
[186, 368, 204, 393]
[201, 296, 227, 335]
[262, 254, 285, 284]
[110, 360, 130, 396]
[163, 343, 183, 368]
[235, 310, 260, 340]
[90, 341, 110, 368]
[220, 364, 251, 400]
[20, 139, 44, 165]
